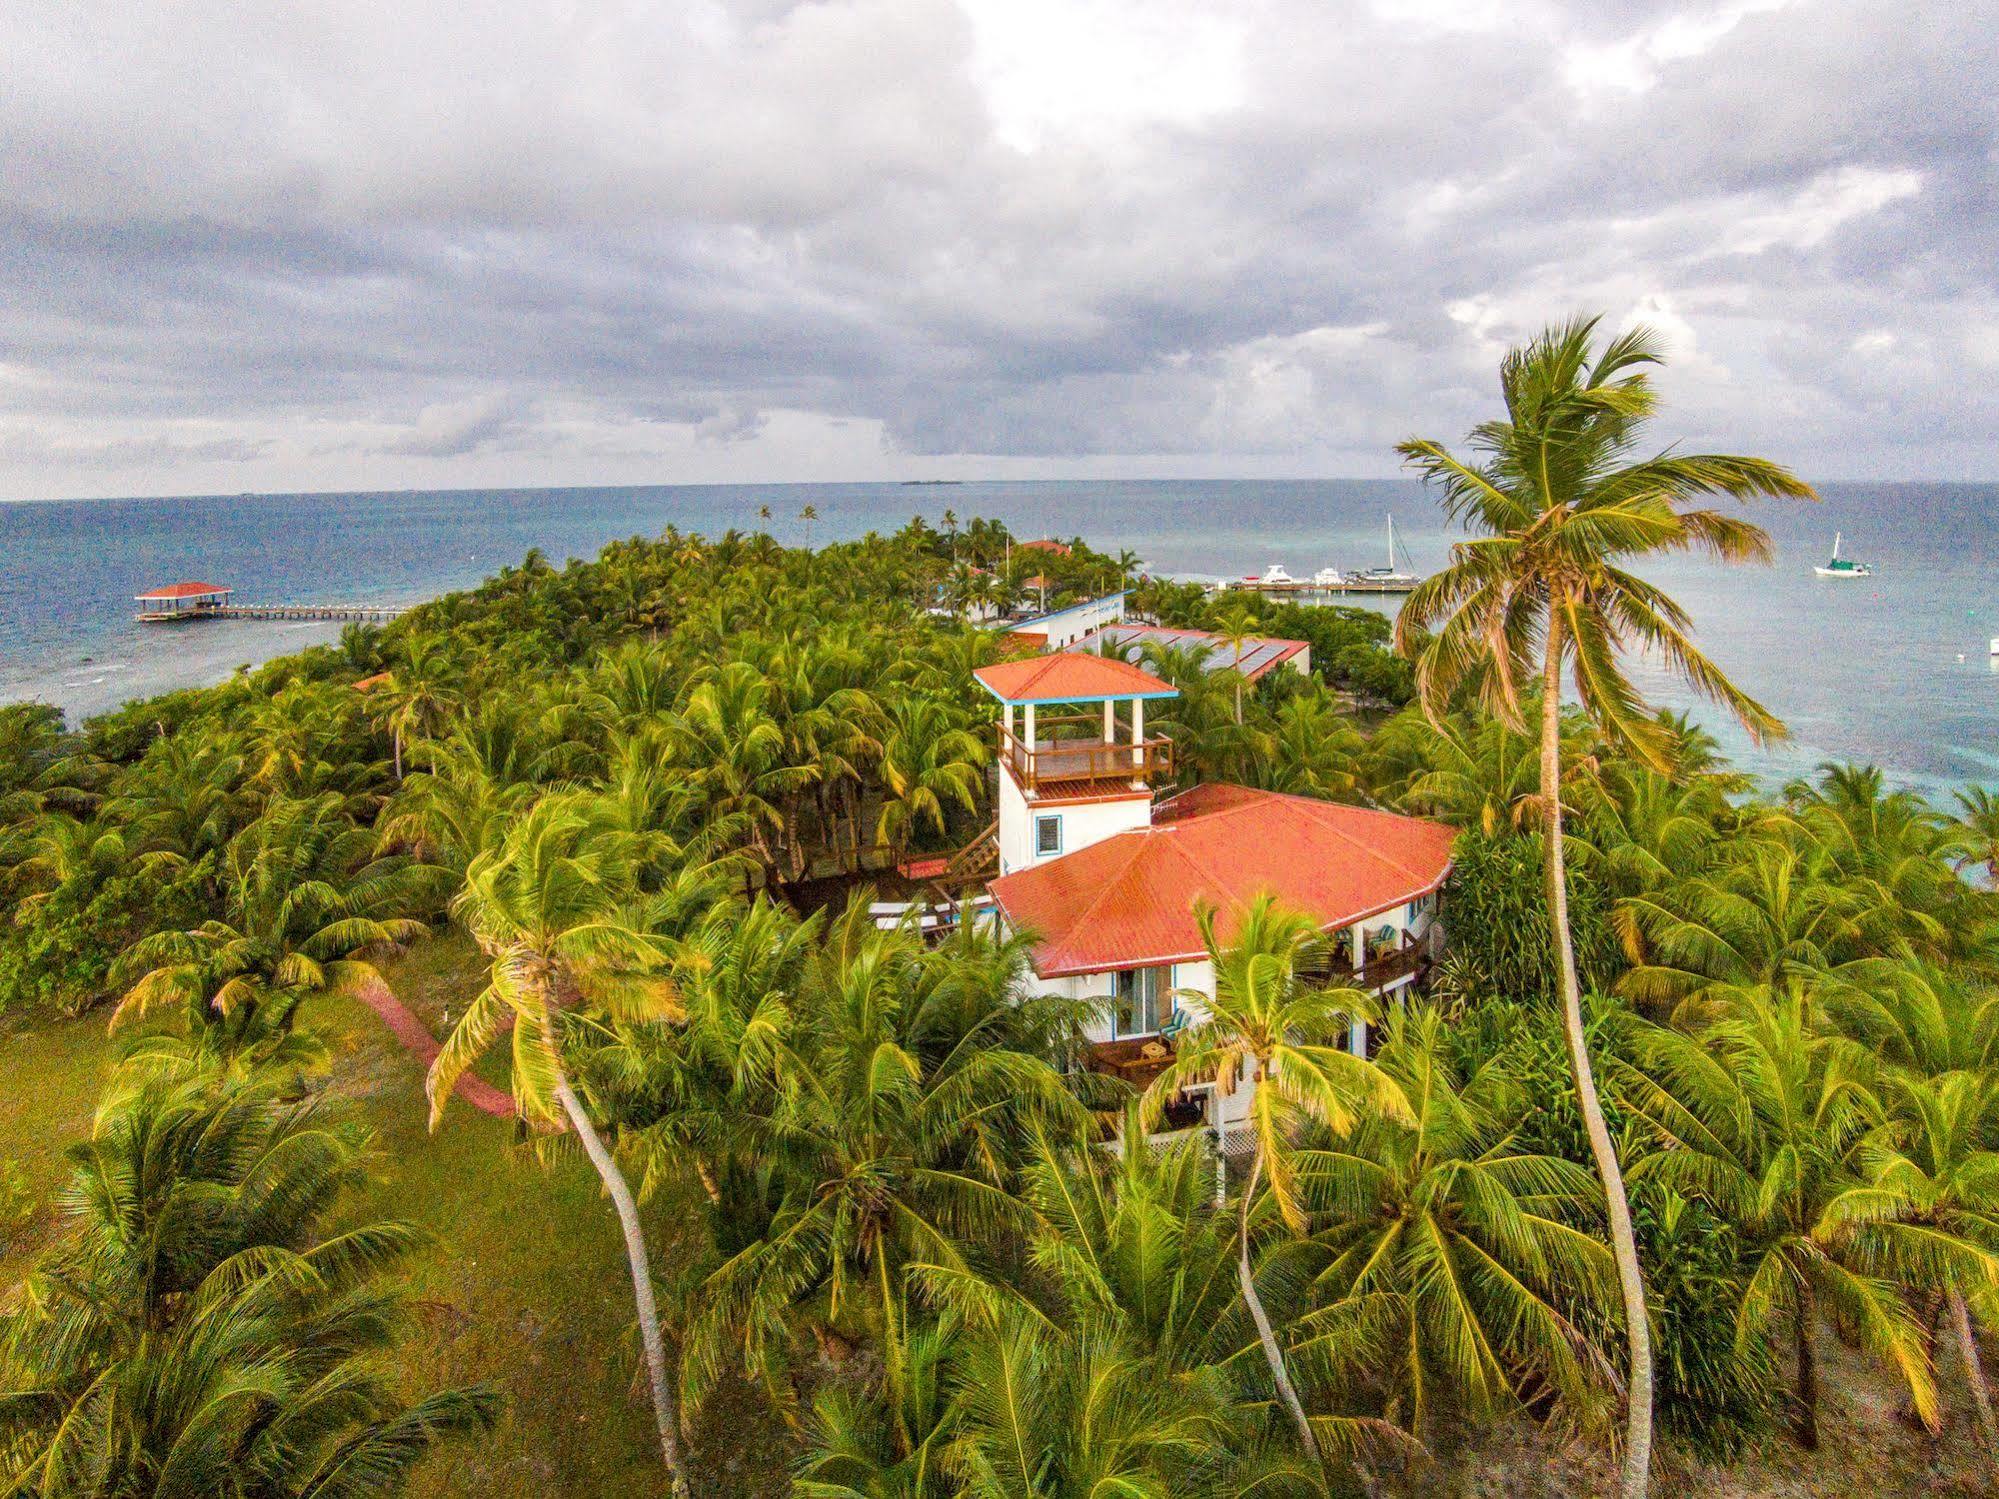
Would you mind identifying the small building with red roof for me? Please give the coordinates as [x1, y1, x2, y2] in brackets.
[133, 582, 232, 621]
[1016, 538, 1072, 555]
[965, 649, 1455, 1140]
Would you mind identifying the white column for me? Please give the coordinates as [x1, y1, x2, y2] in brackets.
[1130, 697, 1144, 768]
[1103, 699, 1115, 742]
[1024, 703, 1036, 775]
[1348, 919, 1369, 1055]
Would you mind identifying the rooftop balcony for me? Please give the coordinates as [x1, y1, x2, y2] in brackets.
[998, 714, 1173, 793]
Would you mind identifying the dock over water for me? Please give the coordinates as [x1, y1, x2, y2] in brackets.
[134, 581, 406, 624]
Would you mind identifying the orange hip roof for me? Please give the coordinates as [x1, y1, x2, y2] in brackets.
[973, 651, 1178, 704]
[987, 782, 1456, 977]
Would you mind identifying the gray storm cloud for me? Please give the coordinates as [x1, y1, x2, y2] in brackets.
[0, 0, 1993, 499]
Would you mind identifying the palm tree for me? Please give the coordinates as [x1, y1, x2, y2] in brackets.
[1614, 840, 1860, 1022]
[115, 792, 430, 1071]
[875, 696, 987, 860]
[670, 661, 818, 878]
[1951, 785, 1999, 885]
[1395, 313, 1815, 1498]
[1623, 987, 1943, 1448]
[1142, 895, 1409, 1467]
[1293, 1005, 1620, 1442]
[1789, 763, 1972, 962]
[1213, 603, 1261, 725]
[945, 1310, 1242, 1498]
[680, 909, 1082, 1417]
[372, 632, 462, 780]
[0, 1078, 497, 1494]
[1255, 691, 1366, 802]
[427, 790, 693, 1494]
[1867, 1065, 1999, 1465]
[802, 503, 821, 550]
[796, 1312, 958, 1498]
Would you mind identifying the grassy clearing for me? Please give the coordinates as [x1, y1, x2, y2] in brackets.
[1, 939, 797, 1498]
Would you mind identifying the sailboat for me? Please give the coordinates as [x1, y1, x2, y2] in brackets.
[1344, 514, 1422, 590]
[1814, 532, 1872, 578]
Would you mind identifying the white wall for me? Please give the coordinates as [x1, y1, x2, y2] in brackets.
[1005, 592, 1127, 650]
[996, 774, 1151, 876]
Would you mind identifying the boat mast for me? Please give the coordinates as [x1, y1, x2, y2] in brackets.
[1832, 531, 1842, 561]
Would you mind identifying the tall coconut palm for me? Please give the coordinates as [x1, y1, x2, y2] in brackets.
[1395, 313, 1815, 1498]
[427, 790, 693, 1494]
[1213, 603, 1262, 726]
[1142, 895, 1409, 1467]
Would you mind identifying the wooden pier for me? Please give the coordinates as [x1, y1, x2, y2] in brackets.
[133, 581, 405, 624]
[1223, 578, 1417, 597]
[208, 602, 407, 623]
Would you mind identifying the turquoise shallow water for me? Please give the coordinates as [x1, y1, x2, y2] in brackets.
[0, 480, 1993, 796]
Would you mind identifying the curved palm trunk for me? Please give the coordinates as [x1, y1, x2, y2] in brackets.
[553, 1072, 691, 1498]
[1238, 1148, 1323, 1468]
[1541, 624, 1653, 1499]
[1949, 1289, 1999, 1466]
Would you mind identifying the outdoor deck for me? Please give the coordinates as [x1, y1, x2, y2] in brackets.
[999, 715, 1172, 790]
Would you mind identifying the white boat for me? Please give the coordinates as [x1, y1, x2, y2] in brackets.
[1311, 566, 1346, 587]
[1814, 532, 1873, 578]
[1250, 563, 1296, 587]
[1344, 514, 1421, 589]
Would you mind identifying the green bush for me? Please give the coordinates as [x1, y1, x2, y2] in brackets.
[1440, 829, 1622, 1003]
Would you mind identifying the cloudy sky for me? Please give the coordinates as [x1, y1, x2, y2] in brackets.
[2, 0, 1994, 500]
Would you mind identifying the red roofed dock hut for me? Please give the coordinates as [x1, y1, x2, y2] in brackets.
[134, 582, 233, 622]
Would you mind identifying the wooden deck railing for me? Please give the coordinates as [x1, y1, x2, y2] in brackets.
[998, 720, 1173, 789]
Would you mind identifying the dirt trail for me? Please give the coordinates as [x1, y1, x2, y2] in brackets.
[350, 977, 516, 1119]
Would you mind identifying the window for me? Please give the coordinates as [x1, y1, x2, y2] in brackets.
[1114, 966, 1168, 1038]
[1034, 813, 1063, 857]
[1407, 890, 1434, 924]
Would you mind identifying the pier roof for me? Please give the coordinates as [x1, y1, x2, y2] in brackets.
[134, 582, 231, 601]
[974, 651, 1178, 704]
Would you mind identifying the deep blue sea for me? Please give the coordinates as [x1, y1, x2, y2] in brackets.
[1, 480, 1994, 798]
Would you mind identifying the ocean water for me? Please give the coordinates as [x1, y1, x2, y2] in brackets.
[1, 480, 1994, 797]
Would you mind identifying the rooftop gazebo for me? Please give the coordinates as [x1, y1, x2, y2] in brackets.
[972, 651, 1179, 876]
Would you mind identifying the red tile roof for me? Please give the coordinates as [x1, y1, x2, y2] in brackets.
[973, 651, 1179, 704]
[134, 581, 231, 600]
[1017, 538, 1071, 554]
[988, 783, 1456, 977]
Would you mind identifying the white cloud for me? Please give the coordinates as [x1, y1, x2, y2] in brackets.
[0, 0, 1992, 498]
[1724, 165, 1924, 254]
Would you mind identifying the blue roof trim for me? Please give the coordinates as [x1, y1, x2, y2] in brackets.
[976, 680, 1179, 705]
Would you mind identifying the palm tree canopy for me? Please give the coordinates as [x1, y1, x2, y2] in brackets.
[1396, 314, 1814, 769]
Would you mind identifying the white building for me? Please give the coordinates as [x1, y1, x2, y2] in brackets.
[971, 651, 1455, 1139]
[1002, 591, 1128, 651]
